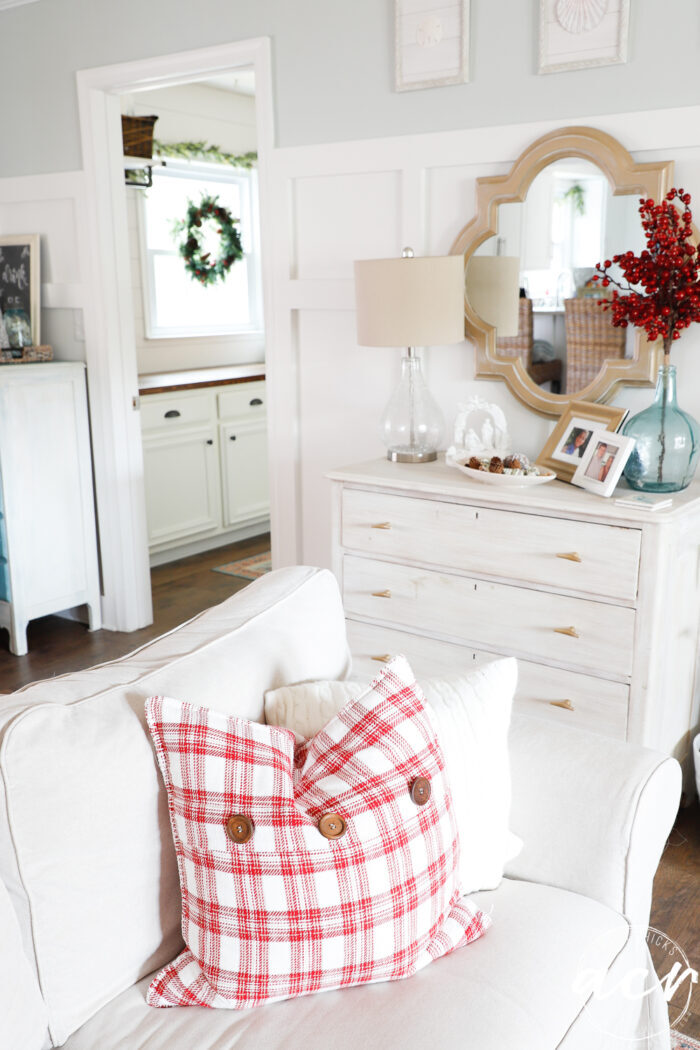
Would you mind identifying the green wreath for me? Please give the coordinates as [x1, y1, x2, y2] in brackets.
[174, 194, 244, 286]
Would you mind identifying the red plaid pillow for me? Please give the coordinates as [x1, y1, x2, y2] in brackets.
[145, 655, 489, 1010]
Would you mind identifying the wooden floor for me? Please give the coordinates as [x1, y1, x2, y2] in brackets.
[0, 533, 698, 1038]
[0, 534, 270, 693]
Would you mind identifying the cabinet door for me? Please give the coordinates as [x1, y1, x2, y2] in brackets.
[220, 420, 270, 528]
[143, 426, 221, 548]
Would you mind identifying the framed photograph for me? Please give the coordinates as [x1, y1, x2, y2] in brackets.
[539, 0, 630, 75]
[0, 235, 40, 349]
[395, 0, 469, 92]
[572, 430, 636, 497]
[536, 400, 628, 482]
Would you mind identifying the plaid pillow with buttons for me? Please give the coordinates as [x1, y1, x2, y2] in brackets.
[145, 655, 489, 1010]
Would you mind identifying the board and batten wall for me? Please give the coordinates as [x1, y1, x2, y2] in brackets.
[1, 106, 700, 576]
[0, 171, 89, 364]
[266, 105, 700, 570]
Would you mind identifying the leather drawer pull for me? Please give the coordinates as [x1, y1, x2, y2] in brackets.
[554, 626, 579, 638]
[371, 522, 392, 530]
[549, 699, 575, 711]
[556, 551, 582, 563]
[371, 654, 392, 663]
[371, 589, 392, 599]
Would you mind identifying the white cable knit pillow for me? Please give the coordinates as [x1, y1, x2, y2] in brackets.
[265, 658, 520, 894]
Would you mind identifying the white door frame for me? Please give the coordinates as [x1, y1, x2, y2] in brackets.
[76, 38, 276, 631]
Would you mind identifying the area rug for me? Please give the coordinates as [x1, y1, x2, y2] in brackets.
[213, 551, 271, 581]
[672, 1030, 700, 1049]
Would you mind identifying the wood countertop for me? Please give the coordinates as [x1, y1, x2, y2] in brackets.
[138, 364, 265, 396]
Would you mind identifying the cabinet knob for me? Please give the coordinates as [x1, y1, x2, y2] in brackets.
[206, 439, 214, 445]
[371, 522, 392, 530]
[371, 589, 392, 599]
[164, 409, 181, 419]
[250, 397, 263, 406]
[371, 654, 393, 663]
[549, 699, 575, 711]
[556, 552, 582, 563]
[230, 435, 237, 441]
[554, 626, 579, 638]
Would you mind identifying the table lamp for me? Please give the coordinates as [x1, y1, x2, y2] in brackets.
[354, 248, 465, 463]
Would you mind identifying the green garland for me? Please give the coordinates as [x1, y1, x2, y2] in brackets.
[154, 140, 257, 169]
[173, 195, 244, 286]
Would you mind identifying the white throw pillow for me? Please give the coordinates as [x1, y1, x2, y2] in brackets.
[265, 657, 520, 894]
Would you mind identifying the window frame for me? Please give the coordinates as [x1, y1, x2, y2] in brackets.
[137, 158, 263, 340]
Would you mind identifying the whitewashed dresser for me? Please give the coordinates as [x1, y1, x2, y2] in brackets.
[329, 456, 700, 792]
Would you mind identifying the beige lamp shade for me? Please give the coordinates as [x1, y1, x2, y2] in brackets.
[465, 256, 521, 338]
[354, 254, 465, 347]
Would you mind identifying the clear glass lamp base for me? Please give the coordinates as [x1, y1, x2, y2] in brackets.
[381, 353, 444, 466]
[387, 448, 438, 463]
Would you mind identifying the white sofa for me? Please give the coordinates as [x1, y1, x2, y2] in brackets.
[0, 567, 681, 1050]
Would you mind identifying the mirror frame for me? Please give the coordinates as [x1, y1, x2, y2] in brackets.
[450, 126, 675, 418]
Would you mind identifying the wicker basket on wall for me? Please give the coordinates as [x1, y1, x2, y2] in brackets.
[121, 115, 158, 159]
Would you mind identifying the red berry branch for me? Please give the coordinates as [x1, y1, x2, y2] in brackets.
[593, 188, 700, 360]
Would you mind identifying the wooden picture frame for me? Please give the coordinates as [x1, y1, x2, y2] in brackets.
[395, 0, 469, 92]
[539, 0, 630, 75]
[536, 399, 628, 482]
[0, 234, 40, 349]
[572, 429, 636, 497]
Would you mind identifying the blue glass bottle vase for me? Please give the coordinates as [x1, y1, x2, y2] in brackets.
[622, 364, 700, 493]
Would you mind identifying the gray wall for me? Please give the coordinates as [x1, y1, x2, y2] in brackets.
[2, 0, 700, 176]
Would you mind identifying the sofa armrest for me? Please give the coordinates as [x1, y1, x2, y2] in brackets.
[505, 714, 681, 927]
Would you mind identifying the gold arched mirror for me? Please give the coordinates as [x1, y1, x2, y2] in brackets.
[450, 127, 674, 418]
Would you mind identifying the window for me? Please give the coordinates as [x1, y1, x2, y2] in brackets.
[138, 160, 262, 339]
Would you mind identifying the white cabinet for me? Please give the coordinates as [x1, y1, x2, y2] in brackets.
[220, 421, 269, 527]
[0, 363, 101, 655]
[329, 456, 700, 793]
[140, 379, 269, 559]
[142, 425, 221, 547]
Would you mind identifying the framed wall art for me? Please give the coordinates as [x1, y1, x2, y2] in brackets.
[539, 0, 630, 75]
[395, 0, 469, 91]
[536, 399, 628, 482]
[0, 234, 40, 351]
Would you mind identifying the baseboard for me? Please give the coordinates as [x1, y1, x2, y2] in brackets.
[149, 521, 270, 568]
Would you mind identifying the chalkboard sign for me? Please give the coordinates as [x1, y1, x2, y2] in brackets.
[0, 235, 40, 349]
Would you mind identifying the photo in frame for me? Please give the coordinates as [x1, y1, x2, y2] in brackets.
[395, 0, 469, 91]
[539, 0, 630, 75]
[0, 234, 40, 350]
[536, 400, 628, 482]
[572, 429, 636, 497]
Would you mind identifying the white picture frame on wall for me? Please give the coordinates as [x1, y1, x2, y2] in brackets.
[395, 0, 469, 92]
[539, 0, 630, 75]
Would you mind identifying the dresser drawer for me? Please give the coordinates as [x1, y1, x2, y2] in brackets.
[342, 554, 635, 679]
[141, 390, 215, 432]
[342, 488, 641, 602]
[346, 619, 629, 740]
[347, 618, 492, 680]
[218, 381, 266, 421]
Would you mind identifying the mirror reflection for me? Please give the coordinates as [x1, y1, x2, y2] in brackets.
[473, 157, 644, 396]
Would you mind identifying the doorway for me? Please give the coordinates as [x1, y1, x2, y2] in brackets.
[76, 39, 276, 633]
